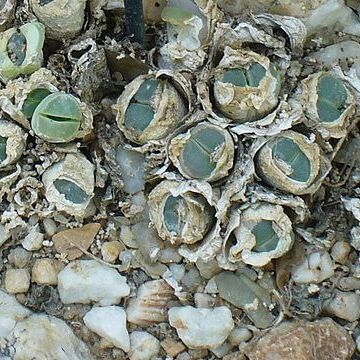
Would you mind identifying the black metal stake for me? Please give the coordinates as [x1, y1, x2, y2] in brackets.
[124, 0, 145, 45]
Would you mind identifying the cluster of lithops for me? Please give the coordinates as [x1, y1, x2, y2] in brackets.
[0, 0, 360, 358]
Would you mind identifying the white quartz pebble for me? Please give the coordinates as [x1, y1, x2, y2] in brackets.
[323, 290, 360, 322]
[58, 260, 130, 305]
[129, 331, 160, 360]
[291, 251, 334, 284]
[168, 306, 234, 349]
[0, 290, 31, 339]
[84, 306, 130, 352]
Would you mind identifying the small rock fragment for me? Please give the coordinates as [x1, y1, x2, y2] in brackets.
[58, 260, 130, 305]
[0, 290, 31, 339]
[129, 331, 160, 360]
[331, 241, 351, 264]
[5, 269, 30, 294]
[244, 318, 355, 360]
[43, 218, 57, 237]
[160, 338, 186, 358]
[7, 247, 32, 268]
[101, 240, 123, 263]
[228, 327, 253, 346]
[84, 306, 130, 352]
[291, 250, 334, 284]
[210, 342, 233, 358]
[168, 306, 234, 349]
[53, 223, 101, 260]
[21, 226, 44, 251]
[127, 279, 175, 326]
[8, 314, 94, 360]
[323, 290, 360, 322]
[215, 271, 275, 329]
[31, 258, 64, 285]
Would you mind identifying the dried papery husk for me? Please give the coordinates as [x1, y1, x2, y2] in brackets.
[0, 68, 59, 129]
[168, 121, 235, 183]
[255, 130, 331, 195]
[148, 179, 217, 245]
[217, 0, 325, 17]
[222, 202, 294, 267]
[253, 14, 307, 57]
[210, 47, 282, 123]
[248, 184, 309, 224]
[297, 71, 356, 140]
[0, 0, 15, 32]
[30, 0, 86, 40]
[158, 0, 222, 71]
[114, 70, 190, 145]
[0, 120, 27, 168]
[229, 99, 303, 138]
[0, 163, 20, 200]
[67, 38, 112, 102]
[0, 22, 45, 83]
[42, 153, 95, 217]
[8, 177, 42, 209]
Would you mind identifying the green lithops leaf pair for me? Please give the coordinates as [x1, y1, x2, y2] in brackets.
[116, 74, 188, 144]
[23, 89, 83, 143]
[316, 75, 348, 123]
[53, 179, 90, 205]
[299, 71, 355, 139]
[124, 79, 160, 132]
[148, 180, 215, 244]
[213, 47, 281, 123]
[0, 22, 45, 83]
[222, 63, 267, 88]
[255, 130, 323, 195]
[225, 202, 294, 267]
[169, 122, 235, 182]
[42, 153, 95, 217]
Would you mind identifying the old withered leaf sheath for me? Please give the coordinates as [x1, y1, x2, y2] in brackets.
[124, 0, 145, 45]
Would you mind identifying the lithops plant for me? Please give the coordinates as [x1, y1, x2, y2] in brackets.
[168, 121, 235, 183]
[223, 202, 294, 267]
[159, 0, 221, 70]
[297, 71, 356, 139]
[42, 153, 95, 217]
[211, 47, 282, 123]
[31, 92, 86, 143]
[29, 0, 87, 41]
[148, 180, 216, 245]
[255, 130, 331, 195]
[0, 22, 45, 83]
[0, 120, 27, 168]
[0, 0, 16, 32]
[115, 72, 189, 145]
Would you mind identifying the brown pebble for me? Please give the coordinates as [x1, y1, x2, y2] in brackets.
[52, 223, 101, 260]
[244, 318, 355, 360]
[161, 338, 186, 358]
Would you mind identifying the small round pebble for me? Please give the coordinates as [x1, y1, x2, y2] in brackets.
[5, 268, 31, 294]
[129, 331, 160, 360]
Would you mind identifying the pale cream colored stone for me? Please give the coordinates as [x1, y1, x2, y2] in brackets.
[5, 269, 30, 294]
[31, 258, 64, 285]
[101, 241, 123, 263]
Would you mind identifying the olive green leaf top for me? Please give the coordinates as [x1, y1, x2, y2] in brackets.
[22, 88, 52, 119]
[53, 178, 90, 204]
[0, 22, 45, 83]
[0, 135, 7, 164]
[271, 137, 311, 183]
[316, 75, 348, 123]
[169, 122, 234, 182]
[222, 63, 267, 88]
[161, 6, 194, 26]
[251, 220, 280, 253]
[124, 79, 160, 133]
[31, 92, 82, 143]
